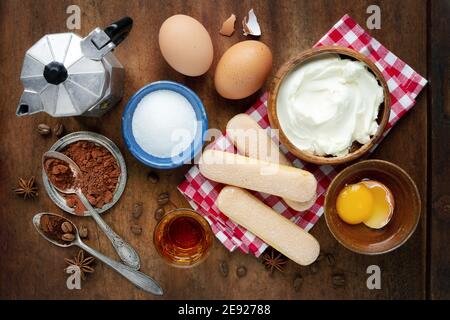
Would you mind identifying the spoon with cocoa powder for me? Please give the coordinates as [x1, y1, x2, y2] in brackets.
[32, 212, 163, 295]
[42, 151, 141, 270]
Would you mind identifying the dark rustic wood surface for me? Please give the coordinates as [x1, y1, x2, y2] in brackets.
[0, 0, 439, 299]
[429, 0, 450, 300]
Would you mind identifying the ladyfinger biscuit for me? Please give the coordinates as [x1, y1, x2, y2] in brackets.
[217, 186, 320, 266]
[226, 113, 316, 211]
[226, 113, 290, 165]
[199, 149, 317, 202]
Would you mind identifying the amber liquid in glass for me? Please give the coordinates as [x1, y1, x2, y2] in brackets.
[154, 209, 212, 267]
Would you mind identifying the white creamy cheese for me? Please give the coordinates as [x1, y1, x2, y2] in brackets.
[276, 54, 384, 157]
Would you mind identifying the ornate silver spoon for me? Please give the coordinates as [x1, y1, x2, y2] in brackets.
[42, 151, 140, 270]
[33, 212, 163, 295]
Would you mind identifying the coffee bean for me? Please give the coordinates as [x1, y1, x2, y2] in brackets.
[61, 221, 73, 234]
[131, 225, 142, 235]
[159, 191, 169, 198]
[157, 192, 169, 205]
[157, 198, 169, 206]
[154, 207, 165, 221]
[79, 226, 88, 239]
[53, 123, 64, 137]
[326, 254, 336, 267]
[293, 275, 303, 292]
[62, 233, 75, 242]
[132, 202, 143, 219]
[332, 273, 346, 288]
[310, 262, 319, 274]
[147, 171, 159, 184]
[219, 261, 229, 277]
[37, 123, 51, 135]
[236, 266, 247, 278]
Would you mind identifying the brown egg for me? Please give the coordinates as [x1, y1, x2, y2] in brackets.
[215, 40, 272, 99]
[159, 15, 214, 76]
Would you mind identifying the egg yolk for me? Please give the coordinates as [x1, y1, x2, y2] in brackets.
[336, 183, 374, 224]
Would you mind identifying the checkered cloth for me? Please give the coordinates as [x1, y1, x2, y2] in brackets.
[177, 14, 427, 257]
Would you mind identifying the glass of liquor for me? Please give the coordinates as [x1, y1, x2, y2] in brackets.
[153, 208, 213, 268]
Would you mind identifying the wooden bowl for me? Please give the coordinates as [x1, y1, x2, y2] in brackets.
[268, 46, 391, 165]
[324, 160, 421, 255]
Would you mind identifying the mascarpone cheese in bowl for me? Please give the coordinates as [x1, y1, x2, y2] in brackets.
[268, 47, 391, 165]
[277, 54, 384, 157]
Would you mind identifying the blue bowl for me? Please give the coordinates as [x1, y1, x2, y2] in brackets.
[122, 81, 208, 169]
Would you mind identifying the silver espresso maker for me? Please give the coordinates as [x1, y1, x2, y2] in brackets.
[17, 17, 133, 117]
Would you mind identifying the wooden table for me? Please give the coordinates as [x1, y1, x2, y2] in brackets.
[0, 0, 448, 300]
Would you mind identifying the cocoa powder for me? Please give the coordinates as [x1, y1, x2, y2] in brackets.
[61, 141, 120, 215]
[44, 158, 76, 191]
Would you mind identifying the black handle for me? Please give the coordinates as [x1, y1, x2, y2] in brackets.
[104, 17, 133, 46]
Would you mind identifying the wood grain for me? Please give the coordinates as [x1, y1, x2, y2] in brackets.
[0, 0, 428, 299]
[429, 0, 450, 300]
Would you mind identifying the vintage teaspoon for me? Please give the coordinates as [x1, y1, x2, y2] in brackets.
[32, 212, 163, 295]
[42, 151, 141, 270]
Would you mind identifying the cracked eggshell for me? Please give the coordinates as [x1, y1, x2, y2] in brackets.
[214, 40, 272, 100]
[159, 14, 214, 76]
[242, 8, 261, 36]
[220, 14, 236, 37]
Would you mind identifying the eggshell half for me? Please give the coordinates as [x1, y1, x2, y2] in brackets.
[215, 40, 272, 99]
[361, 180, 395, 229]
[159, 15, 214, 76]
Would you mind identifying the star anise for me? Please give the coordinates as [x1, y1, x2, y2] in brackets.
[262, 249, 288, 274]
[65, 249, 95, 280]
[14, 176, 38, 199]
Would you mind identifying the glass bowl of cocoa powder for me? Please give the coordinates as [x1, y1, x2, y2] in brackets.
[42, 131, 127, 216]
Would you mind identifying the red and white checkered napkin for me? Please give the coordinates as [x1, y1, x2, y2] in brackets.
[177, 14, 427, 257]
